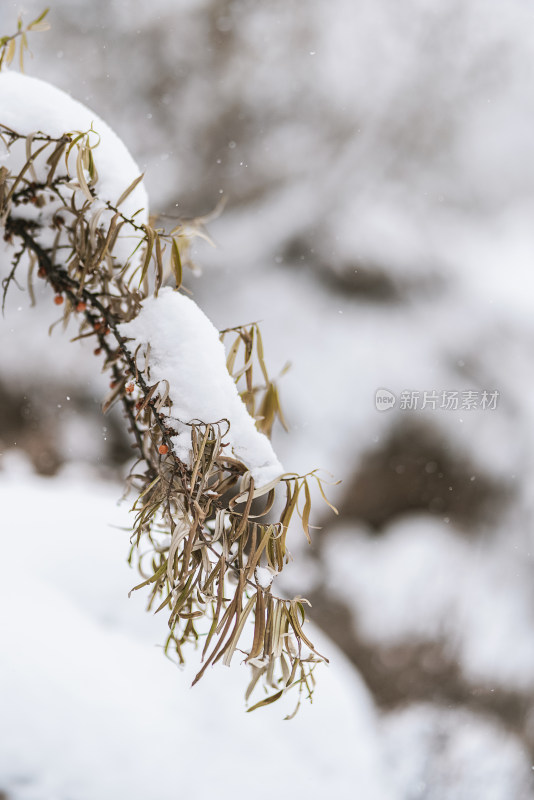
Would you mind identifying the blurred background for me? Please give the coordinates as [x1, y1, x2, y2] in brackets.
[2, 1, 534, 797]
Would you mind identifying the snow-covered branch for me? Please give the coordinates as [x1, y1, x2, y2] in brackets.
[0, 63, 335, 713]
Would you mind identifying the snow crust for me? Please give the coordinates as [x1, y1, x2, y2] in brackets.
[119, 287, 284, 486]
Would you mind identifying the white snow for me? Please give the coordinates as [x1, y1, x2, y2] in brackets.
[119, 287, 284, 486]
[322, 517, 534, 692]
[0, 69, 148, 265]
[0, 465, 393, 800]
[254, 565, 277, 589]
[381, 703, 534, 800]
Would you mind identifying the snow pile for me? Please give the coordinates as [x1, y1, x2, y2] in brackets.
[119, 287, 284, 486]
[0, 465, 393, 800]
[0, 69, 148, 264]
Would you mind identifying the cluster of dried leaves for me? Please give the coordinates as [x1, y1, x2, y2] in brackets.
[0, 13, 337, 715]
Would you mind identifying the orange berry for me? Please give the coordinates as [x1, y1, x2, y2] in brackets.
[125, 383, 135, 394]
[37, 267, 46, 278]
[94, 321, 102, 331]
[94, 347, 102, 356]
[158, 444, 169, 455]
[76, 301, 87, 312]
[110, 380, 117, 389]
[54, 294, 64, 305]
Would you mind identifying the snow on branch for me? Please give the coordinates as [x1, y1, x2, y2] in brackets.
[119, 288, 284, 486]
[0, 21, 337, 714]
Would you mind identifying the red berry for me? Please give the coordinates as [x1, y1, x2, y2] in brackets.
[54, 294, 64, 305]
[158, 444, 169, 455]
[110, 380, 117, 389]
[37, 267, 46, 278]
[76, 301, 87, 312]
[94, 347, 102, 356]
[94, 321, 102, 331]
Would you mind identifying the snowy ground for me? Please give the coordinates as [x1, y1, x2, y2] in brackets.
[1, 464, 533, 799]
[0, 462, 392, 800]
